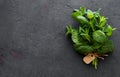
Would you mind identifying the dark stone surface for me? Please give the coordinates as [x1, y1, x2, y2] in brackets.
[0, 0, 120, 77]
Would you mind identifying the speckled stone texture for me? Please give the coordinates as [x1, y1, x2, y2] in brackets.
[0, 0, 120, 77]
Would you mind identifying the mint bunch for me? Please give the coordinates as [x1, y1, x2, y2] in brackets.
[66, 6, 116, 69]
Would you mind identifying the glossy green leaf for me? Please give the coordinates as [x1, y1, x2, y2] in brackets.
[72, 11, 82, 17]
[87, 9, 94, 19]
[98, 40, 114, 54]
[72, 11, 89, 24]
[93, 30, 107, 43]
[99, 21, 106, 27]
[77, 16, 89, 24]
[92, 42, 102, 49]
[71, 29, 80, 44]
[73, 9, 79, 12]
[75, 45, 94, 55]
[106, 25, 113, 36]
[79, 6, 86, 15]
[99, 16, 107, 27]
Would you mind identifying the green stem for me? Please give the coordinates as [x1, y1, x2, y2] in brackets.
[92, 58, 98, 69]
[90, 23, 95, 32]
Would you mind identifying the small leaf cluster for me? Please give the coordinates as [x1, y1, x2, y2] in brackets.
[66, 7, 116, 55]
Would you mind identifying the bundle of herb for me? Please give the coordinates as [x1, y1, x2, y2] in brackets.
[66, 6, 116, 69]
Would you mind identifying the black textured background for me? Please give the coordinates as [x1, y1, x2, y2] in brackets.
[0, 0, 120, 77]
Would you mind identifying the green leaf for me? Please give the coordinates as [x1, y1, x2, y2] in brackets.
[78, 26, 85, 33]
[71, 29, 80, 44]
[97, 40, 114, 54]
[99, 16, 107, 27]
[77, 16, 89, 23]
[72, 11, 82, 17]
[73, 9, 79, 12]
[66, 26, 82, 44]
[99, 21, 106, 27]
[87, 9, 94, 19]
[76, 16, 89, 24]
[80, 33, 91, 42]
[79, 6, 86, 15]
[91, 17, 99, 26]
[94, 11, 100, 18]
[93, 30, 107, 43]
[66, 26, 73, 36]
[105, 25, 116, 37]
[92, 42, 102, 49]
[112, 28, 117, 31]
[94, 8, 101, 17]
[100, 16, 107, 22]
[72, 10, 89, 24]
[74, 45, 94, 55]
[73, 40, 88, 48]
[106, 25, 113, 36]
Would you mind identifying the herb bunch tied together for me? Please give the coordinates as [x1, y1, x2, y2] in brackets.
[66, 6, 116, 69]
